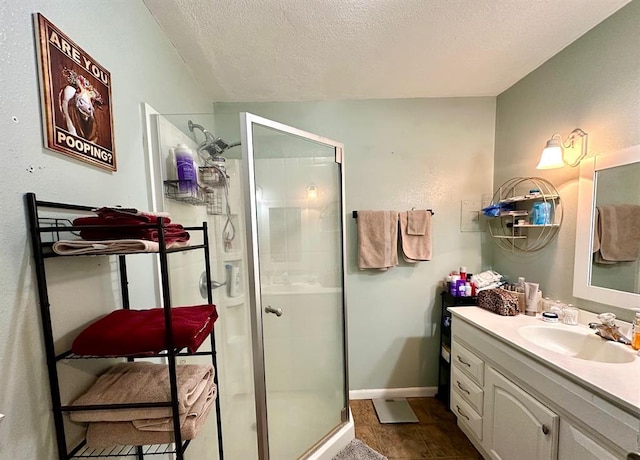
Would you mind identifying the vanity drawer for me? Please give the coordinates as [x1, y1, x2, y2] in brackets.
[451, 389, 483, 441]
[452, 340, 484, 386]
[452, 365, 483, 415]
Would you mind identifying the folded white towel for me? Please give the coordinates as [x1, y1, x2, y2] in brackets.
[52, 239, 187, 255]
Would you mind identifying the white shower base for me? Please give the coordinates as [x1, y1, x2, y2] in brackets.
[220, 390, 353, 459]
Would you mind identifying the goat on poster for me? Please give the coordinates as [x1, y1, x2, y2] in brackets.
[35, 13, 116, 171]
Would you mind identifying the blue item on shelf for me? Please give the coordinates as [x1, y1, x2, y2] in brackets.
[532, 202, 552, 225]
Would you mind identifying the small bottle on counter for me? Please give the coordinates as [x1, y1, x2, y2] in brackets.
[632, 312, 640, 351]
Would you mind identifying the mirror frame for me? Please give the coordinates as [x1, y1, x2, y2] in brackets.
[573, 144, 640, 310]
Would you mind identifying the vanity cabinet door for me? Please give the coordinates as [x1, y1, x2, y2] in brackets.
[558, 420, 619, 460]
[484, 366, 559, 460]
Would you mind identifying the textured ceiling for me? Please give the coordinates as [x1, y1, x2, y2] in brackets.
[143, 0, 630, 102]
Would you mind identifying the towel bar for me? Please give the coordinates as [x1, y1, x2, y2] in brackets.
[352, 210, 434, 218]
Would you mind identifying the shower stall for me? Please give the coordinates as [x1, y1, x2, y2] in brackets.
[144, 108, 353, 459]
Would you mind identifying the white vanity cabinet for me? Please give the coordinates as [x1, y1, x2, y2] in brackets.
[451, 342, 485, 440]
[484, 366, 558, 460]
[449, 309, 639, 460]
[558, 420, 619, 460]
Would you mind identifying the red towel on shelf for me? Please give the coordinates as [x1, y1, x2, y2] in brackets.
[73, 216, 189, 244]
[93, 207, 172, 223]
[72, 305, 218, 356]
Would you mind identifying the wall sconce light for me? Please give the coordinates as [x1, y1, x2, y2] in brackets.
[536, 128, 588, 169]
[306, 185, 318, 200]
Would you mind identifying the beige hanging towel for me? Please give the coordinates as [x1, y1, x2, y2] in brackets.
[399, 210, 432, 263]
[593, 205, 640, 264]
[357, 211, 399, 270]
[407, 209, 428, 235]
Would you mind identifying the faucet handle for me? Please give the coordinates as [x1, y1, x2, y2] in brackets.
[597, 312, 616, 326]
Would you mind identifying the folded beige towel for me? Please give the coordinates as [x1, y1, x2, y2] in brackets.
[593, 205, 640, 264]
[357, 211, 399, 270]
[407, 210, 428, 235]
[53, 239, 188, 255]
[399, 211, 432, 263]
[70, 362, 214, 422]
[132, 381, 216, 432]
[85, 383, 216, 448]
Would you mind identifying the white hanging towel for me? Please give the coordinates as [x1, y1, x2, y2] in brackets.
[357, 211, 399, 270]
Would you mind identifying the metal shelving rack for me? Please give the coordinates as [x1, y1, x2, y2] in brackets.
[487, 177, 563, 253]
[25, 192, 224, 460]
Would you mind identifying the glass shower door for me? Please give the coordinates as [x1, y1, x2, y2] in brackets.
[240, 113, 348, 460]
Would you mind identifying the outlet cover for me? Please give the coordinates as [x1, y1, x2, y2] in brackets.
[461, 200, 483, 232]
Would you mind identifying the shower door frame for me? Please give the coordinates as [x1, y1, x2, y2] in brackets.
[240, 112, 350, 460]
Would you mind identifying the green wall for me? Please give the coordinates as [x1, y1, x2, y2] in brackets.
[0, 2, 213, 458]
[214, 98, 496, 392]
[494, 0, 640, 322]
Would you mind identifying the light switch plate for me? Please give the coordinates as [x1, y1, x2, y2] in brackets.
[460, 200, 483, 232]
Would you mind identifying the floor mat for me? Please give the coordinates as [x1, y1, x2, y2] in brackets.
[332, 439, 387, 460]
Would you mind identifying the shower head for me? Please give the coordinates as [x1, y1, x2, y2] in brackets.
[188, 120, 241, 160]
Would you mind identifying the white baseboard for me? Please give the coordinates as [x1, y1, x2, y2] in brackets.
[349, 386, 438, 400]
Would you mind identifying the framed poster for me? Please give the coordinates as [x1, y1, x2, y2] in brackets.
[35, 14, 116, 171]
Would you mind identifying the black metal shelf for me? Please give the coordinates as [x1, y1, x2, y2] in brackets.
[55, 349, 214, 362]
[69, 441, 189, 458]
[436, 291, 477, 410]
[25, 192, 224, 460]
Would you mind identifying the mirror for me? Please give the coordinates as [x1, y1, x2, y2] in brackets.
[573, 144, 640, 310]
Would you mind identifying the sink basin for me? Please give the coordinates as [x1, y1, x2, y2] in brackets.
[518, 325, 637, 364]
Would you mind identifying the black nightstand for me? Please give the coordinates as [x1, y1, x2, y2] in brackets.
[436, 291, 477, 409]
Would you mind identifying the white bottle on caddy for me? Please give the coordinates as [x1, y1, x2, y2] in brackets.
[226, 264, 241, 297]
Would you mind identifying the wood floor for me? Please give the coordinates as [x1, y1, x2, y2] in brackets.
[350, 397, 483, 460]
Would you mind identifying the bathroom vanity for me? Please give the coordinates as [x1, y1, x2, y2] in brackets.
[449, 307, 639, 460]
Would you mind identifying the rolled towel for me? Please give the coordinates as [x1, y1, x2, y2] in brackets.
[85, 383, 216, 448]
[53, 239, 159, 255]
[70, 362, 214, 422]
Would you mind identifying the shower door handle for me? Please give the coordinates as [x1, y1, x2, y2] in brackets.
[265, 305, 283, 317]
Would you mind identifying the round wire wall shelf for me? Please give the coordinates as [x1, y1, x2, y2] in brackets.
[487, 177, 562, 253]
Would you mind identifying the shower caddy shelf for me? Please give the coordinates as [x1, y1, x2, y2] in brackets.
[486, 177, 562, 253]
[25, 193, 224, 460]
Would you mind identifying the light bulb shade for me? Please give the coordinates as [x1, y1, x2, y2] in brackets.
[306, 185, 318, 200]
[536, 138, 564, 169]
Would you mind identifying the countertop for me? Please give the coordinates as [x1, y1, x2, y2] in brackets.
[449, 307, 640, 414]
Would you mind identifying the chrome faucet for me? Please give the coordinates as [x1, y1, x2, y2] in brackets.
[588, 313, 631, 345]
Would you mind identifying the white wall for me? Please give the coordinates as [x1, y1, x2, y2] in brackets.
[493, 0, 640, 322]
[0, 1, 213, 458]
[213, 98, 496, 391]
